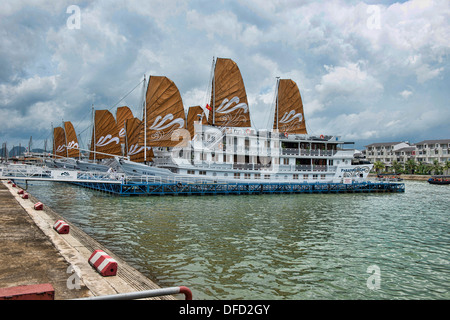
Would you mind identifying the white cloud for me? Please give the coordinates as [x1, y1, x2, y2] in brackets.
[399, 90, 413, 99]
[415, 65, 444, 83]
[315, 62, 384, 101]
[0, 75, 58, 110]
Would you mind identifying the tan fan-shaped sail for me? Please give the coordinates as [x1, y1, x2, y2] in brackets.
[53, 127, 66, 158]
[116, 106, 134, 145]
[186, 106, 207, 139]
[89, 109, 121, 160]
[273, 79, 307, 134]
[145, 76, 186, 147]
[125, 117, 153, 162]
[208, 58, 251, 128]
[64, 121, 80, 158]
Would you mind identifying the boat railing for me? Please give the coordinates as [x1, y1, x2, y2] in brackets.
[126, 174, 226, 185]
[281, 149, 336, 157]
[282, 148, 299, 155]
[0, 164, 124, 183]
[232, 163, 255, 170]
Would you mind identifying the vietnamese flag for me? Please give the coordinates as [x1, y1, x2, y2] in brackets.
[206, 104, 211, 111]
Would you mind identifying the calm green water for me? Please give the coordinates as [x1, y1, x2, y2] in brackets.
[24, 180, 449, 300]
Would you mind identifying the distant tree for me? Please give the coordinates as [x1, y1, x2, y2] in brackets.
[444, 160, 450, 175]
[374, 161, 385, 173]
[432, 160, 443, 175]
[405, 159, 417, 174]
[416, 162, 426, 175]
[423, 164, 433, 175]
[391, 160, 403, 174]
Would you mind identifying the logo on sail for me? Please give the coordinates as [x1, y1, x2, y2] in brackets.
[128, 144, 152, 156]
[96, 134, 119, 147]
[119, 127, 126, 137]
[279, 110, 304, 132]
[149, 114, 185, 131]
[216, 96, 248, 114]
[128, 144, 142, 156]
[56, 144, 66, 153]
[279, 110, 303, 124]
[67, 140, 79, 149]
[149, 114, 185, 141]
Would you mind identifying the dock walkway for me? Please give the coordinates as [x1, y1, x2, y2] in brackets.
[0, 181, 175, 300]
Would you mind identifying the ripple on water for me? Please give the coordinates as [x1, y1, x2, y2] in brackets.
[24, 180, 450, 300]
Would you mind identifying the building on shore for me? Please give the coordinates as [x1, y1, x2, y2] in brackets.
[363, 139, 450, 170]
[415, 139, 450, 164]
[364, 142, 413, 165]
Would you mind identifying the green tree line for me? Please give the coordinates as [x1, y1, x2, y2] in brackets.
[373, 159, 450, 175]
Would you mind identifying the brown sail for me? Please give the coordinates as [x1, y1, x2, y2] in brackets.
[116, 106, 134, 145]
[64, 121, 80, 158]
[273, 79, 307, 134]
[89, 109, 121, 160]
[186, 106, 207, 139]
[125, 117, 153, 162]
[145, 76, 186, 147]
[53, 126, 66, 158]
[208, 58, 251, 128]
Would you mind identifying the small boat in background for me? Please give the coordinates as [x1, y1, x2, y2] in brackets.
[428, 175, 450, 185]
[376, 173, 403, 182]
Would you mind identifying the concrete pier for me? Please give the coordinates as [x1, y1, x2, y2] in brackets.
[0, 181, 176, 300]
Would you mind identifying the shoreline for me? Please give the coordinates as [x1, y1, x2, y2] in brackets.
[369, 173, 431, 181]
[0, 180, 176, 300]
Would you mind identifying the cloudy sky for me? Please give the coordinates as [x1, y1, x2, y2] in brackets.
[1, 0, 449, 151]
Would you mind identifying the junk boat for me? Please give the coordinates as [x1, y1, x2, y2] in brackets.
[115, 57, 373, 183]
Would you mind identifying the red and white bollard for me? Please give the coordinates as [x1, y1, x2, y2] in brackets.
[88, 250, 118, 277]
[21, 193, 28, 199]
[34, 202, 44, 210]
[53, 220, 70, 234]
[17, 189, 24, 195]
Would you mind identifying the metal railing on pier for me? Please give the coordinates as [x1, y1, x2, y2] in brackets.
[73, 286, 192, 300]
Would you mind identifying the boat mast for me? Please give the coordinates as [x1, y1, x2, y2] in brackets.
[63, 119, 69, 158]
[51, 122, 54, 159]
[143, 75, 147, 162]
[92, 105, 96, 161]
[276, 77, 280, 131]
[124, 120, 129, 160]
[212, 57, 216, 126]
[28, 136, 32, 155]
